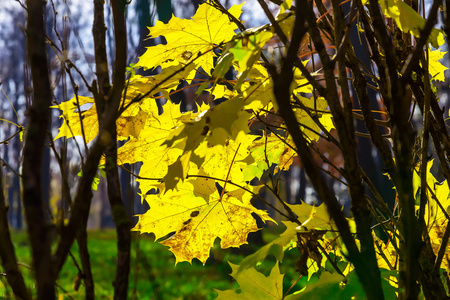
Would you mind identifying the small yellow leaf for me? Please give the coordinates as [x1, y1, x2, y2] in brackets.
[279, 0, 294, 14]
[235, 221, 297, 275]
[216, 262, 285, 299]
[289, 203, 335, 231]
[428, 48, 448, 82]
[230, 30, 273, 88]
[247, 132, 296, 178]
[356, 22, 364, 33]
[293, 96, 334, 142]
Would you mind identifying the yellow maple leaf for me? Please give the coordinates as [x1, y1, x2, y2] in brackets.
[165, 96, 252, 161]
[412, 160, 436, 198]
[133, 181, 273, 264]
[412, 159, 450, 270]
[52, 96, 99, 142]
[277, 10, 295, 37]
[160, 96, 253, 189]
[230, 29, 273, 88]
[52, 73, 185, 143]
[200, 137, 258, 190]
[293, 96, 334, 142]
[241, 75, 275, 111]
[216, 263, 285, 299]
[118, 100, 184, 164]
[293, 62, 314, 94]
[209, 61, 276, 113]
[374, 236, 398, 271]
[290, 203, 335, 231]
[423, 177, 450, 270]
[428, 48, 448, 82]
[379, 0, 444, 48]
[246, 132, 296, 180]
[117, 101, 190, 195]
[52, 95, 148, 143]
[235, 222, 296, 275]
[135, 2, 243, 75]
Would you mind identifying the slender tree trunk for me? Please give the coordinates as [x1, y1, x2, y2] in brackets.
[22, 0, 56, 298]
[92, 0, 131, 298]
[0, 165, 31, 300]
[76, 224, 95, 299]
[109, 2, 131, 298]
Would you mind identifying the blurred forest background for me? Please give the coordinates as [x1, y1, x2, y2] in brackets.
[0, 0, 448, 231]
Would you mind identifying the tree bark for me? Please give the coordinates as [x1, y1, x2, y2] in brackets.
[92, 0, 131, 298]
[109, 2, 131, 298]
[0, 165, 31, 300]
[22, 0, 56, 298]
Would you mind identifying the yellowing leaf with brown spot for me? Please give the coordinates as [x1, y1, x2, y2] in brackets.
[135, 2, 243, 75]
[132, 181, 273, 264]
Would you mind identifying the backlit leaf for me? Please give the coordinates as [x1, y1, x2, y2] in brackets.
[235, 221, 297, 275]
[428, 48, 448, 82]
[230, 29, 273, 89]
[379, 0, 444, 48]
[293, 96, 334, 142]
[52, 73, 187, 142]
[216, 263, 285, 299]
[135, 2, 244, 75]
[133, 181, 273, 264]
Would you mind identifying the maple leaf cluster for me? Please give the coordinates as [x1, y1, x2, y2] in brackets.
[53, 2, 335, 265]
[52, 0, 450, 297]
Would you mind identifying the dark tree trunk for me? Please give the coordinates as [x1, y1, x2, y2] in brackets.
[22, 0, 56, 299]
[92, 0, 131, 298]
[0, 165, 31, 299]
[120, 163, 134, 222]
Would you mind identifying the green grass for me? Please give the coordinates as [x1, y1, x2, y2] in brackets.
[0, 228, 303, 299]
